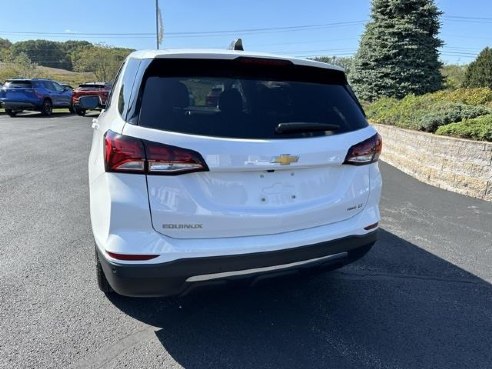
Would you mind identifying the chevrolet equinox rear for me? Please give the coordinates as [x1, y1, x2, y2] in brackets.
[89, 49, 382, 297]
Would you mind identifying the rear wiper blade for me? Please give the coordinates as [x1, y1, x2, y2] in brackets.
[275, 122, 340, 134]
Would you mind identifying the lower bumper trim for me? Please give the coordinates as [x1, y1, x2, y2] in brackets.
[97, 230, 377, 297]
[186, 251, 348, 282]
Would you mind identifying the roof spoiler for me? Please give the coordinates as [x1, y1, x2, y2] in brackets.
[228, 38, 244, 51]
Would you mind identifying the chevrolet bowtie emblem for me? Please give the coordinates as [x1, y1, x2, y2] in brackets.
[271, 154, 299, 165]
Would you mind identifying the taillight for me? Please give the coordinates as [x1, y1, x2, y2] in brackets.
[104, 131, 146, 173]
[104, 130, 208, 175]
[146, 141, 207, 174]
[343, 133, 382, 165]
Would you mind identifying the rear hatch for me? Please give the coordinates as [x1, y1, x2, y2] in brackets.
[124, 57, 375, 239]
[1, 80, 36, 102]
[73, 84, 109, 104]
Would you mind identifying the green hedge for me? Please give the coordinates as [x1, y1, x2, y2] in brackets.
[426, 88, 492, 107]
[365, 94, 491, 133]
[436, 114, 492, 141]
[365, 88, 492, 141]
[364, 95, 429, 129]
[416, 104, 490, 132]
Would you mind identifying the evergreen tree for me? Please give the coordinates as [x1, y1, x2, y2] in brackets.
[351, 0, 443, 101]
[463, 47, 492, 89]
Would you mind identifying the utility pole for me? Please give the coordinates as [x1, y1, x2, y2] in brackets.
[155, 0, 159, 49]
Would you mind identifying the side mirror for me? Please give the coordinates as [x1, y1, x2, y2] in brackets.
[78, 95, 100, 109]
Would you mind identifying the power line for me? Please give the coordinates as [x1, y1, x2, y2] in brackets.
[0, 20, 366, 39]
[442, 16, 492, 24]
[444, 15, 492, 21]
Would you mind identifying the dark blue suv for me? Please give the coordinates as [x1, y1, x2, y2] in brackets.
[0, 78, 73, 117]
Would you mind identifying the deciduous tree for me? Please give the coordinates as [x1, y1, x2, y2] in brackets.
[73, 45, 132, 81]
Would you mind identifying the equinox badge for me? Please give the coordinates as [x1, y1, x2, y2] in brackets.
[163, 224, 203, 229]
[271, 154, 299, 165]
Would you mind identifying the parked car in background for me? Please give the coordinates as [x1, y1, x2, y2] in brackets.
[0, 78, 73, 117]
[87, 48, 382, 297]
[205, 84, 224, 106]
[72, 82, 111, 116]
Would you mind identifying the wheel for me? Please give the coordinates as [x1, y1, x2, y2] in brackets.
[41, 99, 53, 116]
[75, 108, 86, 116]
[95, 247, 113, 294]
[5, 109, 17, 117]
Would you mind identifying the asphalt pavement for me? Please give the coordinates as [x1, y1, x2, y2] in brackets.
[0, 112, 491, 369]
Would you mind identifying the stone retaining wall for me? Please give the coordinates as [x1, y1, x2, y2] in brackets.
[373, 124, 492, 202]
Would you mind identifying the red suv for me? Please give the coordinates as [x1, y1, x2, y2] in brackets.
[72, 82, 112, 116]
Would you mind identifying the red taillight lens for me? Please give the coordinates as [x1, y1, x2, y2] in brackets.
[106, 251, 159, 261]
[104, 131, 146, 173]
[344, 133, 382, 166]
[103, 130, 208, 175]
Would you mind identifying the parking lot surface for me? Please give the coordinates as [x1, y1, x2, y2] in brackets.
[0, 112, 491, 369]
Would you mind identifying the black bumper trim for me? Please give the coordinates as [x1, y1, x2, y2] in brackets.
[98, 231, 377, 297]
[2, 102, 38, 110]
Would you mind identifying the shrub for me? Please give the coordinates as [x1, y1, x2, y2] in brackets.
[436, 114, 492, 142]
[426, 88, 492, 106]
[365, 94, 433, 129]
[363, 96, 401, 125]
[417, 103, 491, 132]
[365, 91, 492, 133]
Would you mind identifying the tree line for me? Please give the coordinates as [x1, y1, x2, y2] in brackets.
[0, 39, 133, 81]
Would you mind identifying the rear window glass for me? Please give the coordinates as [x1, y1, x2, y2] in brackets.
[78, 84, 109, 90]
[5, 81, 32, 88]
[136, 58, 368, 139]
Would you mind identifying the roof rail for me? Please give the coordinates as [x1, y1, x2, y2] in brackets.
[228, 38, 244, 51]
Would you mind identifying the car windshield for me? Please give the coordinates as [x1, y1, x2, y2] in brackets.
[136, 58, 368, 139]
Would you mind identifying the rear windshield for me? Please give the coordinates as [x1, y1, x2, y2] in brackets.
[78, 84, 108, 90]
[4, 81, 33, 88]
[136, 58, 367, 139]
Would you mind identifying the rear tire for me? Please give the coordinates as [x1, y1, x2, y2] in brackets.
[95, 247, 114, 294]
[5, 109, 17, 117]
[41, 99, 53, 116]
[75, 108, 86, 116]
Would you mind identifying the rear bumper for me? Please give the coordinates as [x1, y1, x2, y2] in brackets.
[1, 101, 39, 110]
[97, 231, 377, 297]
[73, 102, 104, 109]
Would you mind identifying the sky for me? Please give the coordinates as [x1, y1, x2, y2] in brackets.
[0, 0, 490, 65]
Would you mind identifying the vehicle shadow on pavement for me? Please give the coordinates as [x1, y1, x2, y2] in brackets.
[109, 228, 492, 369]
[3, 112, 75, 118]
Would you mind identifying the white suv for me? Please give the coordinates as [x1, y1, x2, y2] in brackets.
[87, 49, 382, 297]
